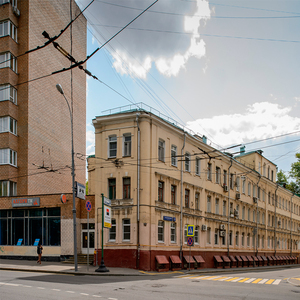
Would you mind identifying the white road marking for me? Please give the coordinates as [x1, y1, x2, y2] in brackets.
[92, 296, 102, 298]
[219, 277, 233, 281]
[52, 289, 61, 291]
[244, 278, 256, 283]
[108, 298, 118, 300]
[37, 287, 45, 289]
[231, 277, 244, 282]
[273, 279, 281, 285]
[22, 285, 32, 288]
[66, 291, 75, 293]
[4, 283, 19, 286]
[81, 293, 89, 296]
[258, 279, 269, 284]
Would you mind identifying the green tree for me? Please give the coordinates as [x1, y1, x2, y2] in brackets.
[277, 169, 288, 186]
[86, 181, 88, 196]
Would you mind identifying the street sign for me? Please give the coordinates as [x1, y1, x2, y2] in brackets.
[187, 236, 194, 246]
[86, 200, 92, 212]
[76, 181, 86, 200]
[104, 196, 111, 206]
[61, 194, 67, 204]
[104, 205, 111, 228]
[187, 225, 195, 236]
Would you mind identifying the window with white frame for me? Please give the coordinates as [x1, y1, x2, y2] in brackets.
[170, 222, 176, 243]
[236, 177, 240, 192]
[215, 198, 219, 215]
[0, 52, 17, 72]
[242, 178, 245, 194]
[195, 157, 200, 175]
[253, 185, 256, 198]
[207, 195, 211, 213]
[207, 227, 211, 244]
[222, 200, 226, 216]
[248, 182, 251, 196]
[0, 148, 17, 166]
[262, 189, 265, 202]
[109, 219, 116, 241]
[158, 181, 164, 202]
[158, 220, 164, 242]
[207, 163, 212, 180]
[185, 189, 190, 208]
[123, 133, 131, 157]
[235, 231, 239, 246]
[241, 232, 245, 246]
[215, 167, 220, 184]
[158, 139, 165, 162]
[195, 192, 199, 210]
[194, 226, 199, 244]
[171, 145, 177, 167]
[0, 116, 17, 134]
[214, 229, 219, 245]
[262, 235, 264, 248]
[248, 208, 251, 221]
[258, 187, 260, 199]
[242, 206, 245, 220]
[247, 233, 250, 247]
[185, 152, 190, 172]
[253, 210, 256, 222]
[0, 20, 17, 41]
[0, 180, 16, 196]
[108, 135, 117, 158]
[262, 212, 265, 224]
[257, 211, 260, 224]
[171, 185, 176, 205]
[122, 218, 130, 241]
[0, 84, 17, 104]
[229, 231, 233, 245]
[230, 173, 234, 189]
[223, 170, 227, 186]
[123, 177, 130, 199]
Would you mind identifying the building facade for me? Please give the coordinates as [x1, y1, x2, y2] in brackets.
[89, 105, 300, 270]
[0, 0, 89, 259]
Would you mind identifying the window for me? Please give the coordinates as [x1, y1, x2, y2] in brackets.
[242, 206, 245, 220]
[229, 231, 233, 246]
[248, 208, 251, 221]
[247, 233, 250, 247]
[214, 229, 219, 245]
[0, 180, 16, 196]
[223, 170, 227, 186]
[184, 224, 187, 243]
[215, 198, 219, 215]
[257, 211, 260, 224]
[0, 117, 17, 134]
[123, 177, 130, 199]
[216, 167, 220, 184]
[158, 139, 165, 162]
[241, 232, 245, 246]
[158, 181, 164, 202]
[194, 226, 199, 244]
[221, 200, 226, 216]
[122, 219, 130, 241]
[171, 185, 176, 205]
[158, 220, 164, 242]
[123, 133, 131, 157]
[248, 182, 251, 196]
[230, 173, 234, 189]
[207, 163, 212, 180]
[195, 192, 199, 210]
[207, 195, 211, 213]
[271, 170, 274, 181]
[171, 145, 177, 167]
[236, 177, 240, 192]
[195, 157, 200, 175]
[0, 52, 17, 72]
[262, 189, 265, 202]
[268, 192, 271, 204]
[185, 152, 190, 172]
[268, 166, 270, 179]
[253, 210, 256, 222]
[253, 185, 256, 198]
[262, 235, 264, 248]
[0, 84, 17, 104]
[170, 222, 176, 243]
[109, 219, 116, 241]
[185, 189, 190, 208]
[108, 178, 116, 200]
[235, 231, 239, 246]
[0, 148, 17, 166]
[0, 20, 17, 41]
[108, 135, 117, 158]
[258, 162, 261, 174]
[262, 212, 265, 225]
[207, 227, 211, 244]
[242, 178, 245, 194]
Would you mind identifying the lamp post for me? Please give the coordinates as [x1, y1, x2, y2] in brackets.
[56, 84, 78, 272]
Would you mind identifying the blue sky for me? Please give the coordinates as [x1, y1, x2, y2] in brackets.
[76, 0, 300, 176]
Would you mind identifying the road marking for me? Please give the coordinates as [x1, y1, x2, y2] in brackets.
[212, 276, 228, 281]
[252, 278, 263, 284]
[219, 277, 233, 281]
[52, 289, 61, 291]
[4, 283, 19, 286]
[258, 279, 269, 284]
[244, 278, 256, 283]
[202, 276, 221, 280]
[265, 279, 275, 284]
[22, 285, 32, 288]
[108, 298, 118, 300]
[66, 291, 75, 293]
[225, 277, 240, 282]
[189, 275, 210, 279]
[238, 278, 250, 283]
[37, 287, 45, 289]
[273, 279, 281, 285]
[92, 296, 102, 298]
[80, 293, 89, 296]
[231, 277, 244, 282]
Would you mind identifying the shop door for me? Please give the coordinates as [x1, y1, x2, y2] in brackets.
[81, 223, 95, 254]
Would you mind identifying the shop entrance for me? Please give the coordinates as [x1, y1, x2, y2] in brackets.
[81, 223, 95, 254]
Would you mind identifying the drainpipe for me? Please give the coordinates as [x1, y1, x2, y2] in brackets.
[180, 133, 186, 262]
[274, 184, 279, 255]
[227, 159, 232, 256]
[290, 193, 294, 256]
[255, 175, 261, 257]
[136, 113, 141, 269]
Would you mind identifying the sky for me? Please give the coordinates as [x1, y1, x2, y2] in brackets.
[75, 0, 300, 177]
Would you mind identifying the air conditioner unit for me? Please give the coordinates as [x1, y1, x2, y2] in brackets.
[230, 211, 234, 218]
[253, 197, 258, 203]
[13, 7, 20, 17]
[223, 185, 228, 192]
[201, 224, 207, 231]
[219, 224, 225, 230]
[236, 193, 241, 200]
[234, 210, 239, 218]
[219, 230, 226, 237]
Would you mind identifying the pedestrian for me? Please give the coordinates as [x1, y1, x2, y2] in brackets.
[37, 240, 43, 264]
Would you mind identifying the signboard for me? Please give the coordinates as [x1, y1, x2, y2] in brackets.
[86, 200, 92, 212]
[61, 194, 67, 204]
[104, 205, 111, 228]
[187, 225, 195, 237]
[76, 181, 86, 200]
[33, 239, 40, 246]
[187, 236, 194, 246]
[12, 197, 40, 208]
[16, 239, 23, 246]
[163, 216, 176, 222]
[104, 197, 111, 206]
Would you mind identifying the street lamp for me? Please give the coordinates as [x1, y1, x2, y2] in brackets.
[56, 84, 78, 272]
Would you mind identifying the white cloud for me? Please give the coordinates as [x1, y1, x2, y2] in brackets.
[186, 102, 300, 147]
[86, 130, 94, 144]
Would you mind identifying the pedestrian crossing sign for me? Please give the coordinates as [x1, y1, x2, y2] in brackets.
[187, 225, 194, 236]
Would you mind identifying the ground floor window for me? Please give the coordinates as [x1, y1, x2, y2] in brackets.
[122, 218, 130, 241]
[0, 208, 60, 246]
[158, 220, 164, 242]
[170, 222, 176, 243]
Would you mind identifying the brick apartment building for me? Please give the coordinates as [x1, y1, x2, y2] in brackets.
[0, 0, 92, 260]
[88, 104, 300, 271]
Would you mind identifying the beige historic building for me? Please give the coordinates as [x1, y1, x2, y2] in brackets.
[89, 104, 300, 270]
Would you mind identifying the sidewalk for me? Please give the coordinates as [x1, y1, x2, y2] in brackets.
[0, 258, 299, 277]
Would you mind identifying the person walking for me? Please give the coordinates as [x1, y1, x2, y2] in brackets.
[37, 240, 43, 264]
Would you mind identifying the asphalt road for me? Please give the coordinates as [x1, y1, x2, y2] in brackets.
[0, 268, 300, 299]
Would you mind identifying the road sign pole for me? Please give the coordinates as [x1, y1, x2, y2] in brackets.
[189, 245, 191, 271]
[95, 194, 109, 272]
[87, 210, 89, 272]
